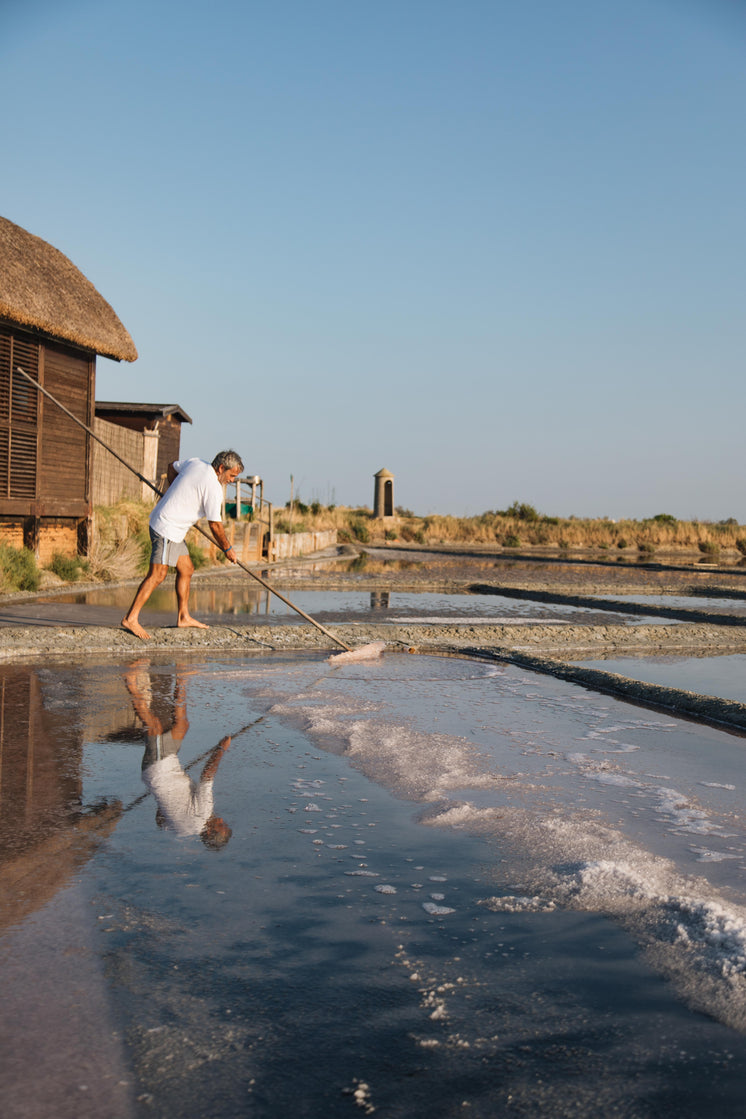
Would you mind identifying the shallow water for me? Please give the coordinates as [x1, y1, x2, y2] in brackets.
[36, 585, 675, 626]
[595, 593, 746, 616]
[4, 652, 746, 1116]
[573, 652, 746, 706]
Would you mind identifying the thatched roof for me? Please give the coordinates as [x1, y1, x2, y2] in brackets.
[0, 216, 137, 362]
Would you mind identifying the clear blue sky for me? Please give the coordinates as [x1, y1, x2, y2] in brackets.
[3, 0, 745, 519]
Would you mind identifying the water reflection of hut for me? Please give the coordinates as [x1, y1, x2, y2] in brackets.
[0, 666, 121, 931]
[0, 216, 137, 561]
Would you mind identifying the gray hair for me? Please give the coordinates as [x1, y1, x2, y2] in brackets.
[211, 450, 244, 473]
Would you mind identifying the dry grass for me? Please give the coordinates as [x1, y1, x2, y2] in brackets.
[85, 534, 145, 582]
[88, 499, 744, 575]
[281, 504, 746, 555]
[88, 501, 152, 581]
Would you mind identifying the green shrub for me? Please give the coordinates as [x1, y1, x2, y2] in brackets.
[503, 534, 521, 548]
[736, 538, 746, 556]
[502, 501, 539, 522]
[650, 513, 677, 526]
[351, 519, 370, 544]
[698, 540, 720, 556]
[616, 538, 629, 549]
[384, 529, 398, 541]
[46, 551, 86, 582]
[0, 543, 40, 591]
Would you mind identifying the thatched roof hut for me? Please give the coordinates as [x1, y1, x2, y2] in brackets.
[0, 215, 138, 562]
[0, 216, 137, 362]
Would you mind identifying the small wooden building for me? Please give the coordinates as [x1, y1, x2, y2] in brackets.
[0, 216, 137, 561]
[94, 402, 192, 500]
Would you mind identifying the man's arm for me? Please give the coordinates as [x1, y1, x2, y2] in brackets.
[208, 520, 238, 563]
[201, 736, 232, 782]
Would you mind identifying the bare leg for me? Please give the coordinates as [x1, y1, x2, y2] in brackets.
[175, 554, 208, 629]
[122, 564, 169, 640]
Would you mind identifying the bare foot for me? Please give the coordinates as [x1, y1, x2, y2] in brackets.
[177, 616, 209, 629]
[122, 617, 150, 641]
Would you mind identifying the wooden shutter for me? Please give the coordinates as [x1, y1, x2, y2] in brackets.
[0, 327, 39, 504]
[40, 343, 90, 502]
[0, 329, 10, 424]
[9, 429, 37, 499]
[11, 336, 39, 424]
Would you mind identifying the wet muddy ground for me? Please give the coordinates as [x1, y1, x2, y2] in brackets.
[4, 546, 746, 1116]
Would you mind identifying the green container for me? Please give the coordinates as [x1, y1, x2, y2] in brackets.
[225, 502, 253, 518]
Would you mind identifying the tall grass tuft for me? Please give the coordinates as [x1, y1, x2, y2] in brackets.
[0, 543, 40, 592]
[86, 535, 145, 582]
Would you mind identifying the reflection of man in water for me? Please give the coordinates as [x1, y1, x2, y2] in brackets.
[125, 663, 232, 849]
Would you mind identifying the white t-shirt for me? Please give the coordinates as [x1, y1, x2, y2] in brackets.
[149, 458, 223, 543]
[142, 754, 214, 836]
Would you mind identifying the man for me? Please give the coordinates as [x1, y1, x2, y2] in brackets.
[122, 449, 244, 640]
[125, 660, 233, 849]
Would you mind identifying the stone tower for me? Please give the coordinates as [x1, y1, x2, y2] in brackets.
[373, 468, 394, 518]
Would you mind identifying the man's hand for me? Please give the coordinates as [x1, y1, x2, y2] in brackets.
[207, 522, 238, 563]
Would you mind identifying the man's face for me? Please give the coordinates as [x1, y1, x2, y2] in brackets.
[217, 465, 241, 485]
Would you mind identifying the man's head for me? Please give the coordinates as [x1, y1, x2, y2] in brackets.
[212, 450, 244, 486]
[200, 815, 232, 850]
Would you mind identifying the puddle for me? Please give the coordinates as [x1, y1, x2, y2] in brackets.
[4, 653, 746, 1116]
[572, 652, 746, 706]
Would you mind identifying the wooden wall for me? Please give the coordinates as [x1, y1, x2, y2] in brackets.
[0, 324, 92, 518]
[157, 418, 182, 479]
[39, 340, 91, 505]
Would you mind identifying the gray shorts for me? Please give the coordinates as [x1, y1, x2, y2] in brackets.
[149, 528, 189, 567]
[142, 729, 182, 769]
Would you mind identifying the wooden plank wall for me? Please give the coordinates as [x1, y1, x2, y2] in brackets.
[157, 420, 181, 479]
[39, 342, 90, 501]
[91, 418, 145, 505]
